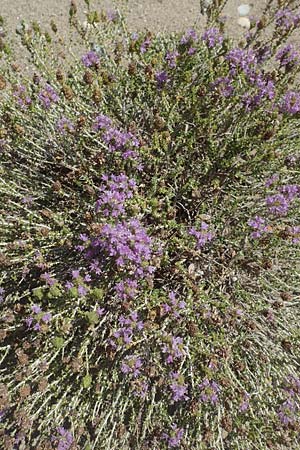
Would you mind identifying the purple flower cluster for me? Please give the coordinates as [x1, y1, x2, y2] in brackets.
[57, 117, 75, 134]
[189, 222, 214, 249]
[115, 278, 138, 300]
[111, 310, 144, 348]
[162, 334, 186, 364]
[95, 173, 137, 218]
[140, 36, 151, 54]
[162, 291, 186, 319]
[89, 219, 155, 278]
[211, 76, 234, 97]
[180, 29, 198, 45]
[40, 272, 57, 287]
[51, 427, 73, 450]
[226, 48, 257, 77]
[243, 73, 275, 110]
[162, 424, 184, 448]
[287, 225, 300, 244]
[155, 71, 170, 88]
[166, 50, 179, 69]
[248, 216, 270, 239]
[26, 304, 52, 331]
[266, 185, 299, 216]
[121, 355, 143, 378]
[275, 8, 300, 30]
[276, 44, 300, 68]
[201, 27, 223, 49]
[265, 173, 279, 188]
[13, 84, 31, 109]
[93, 114, 140, 160]
[169, 372, 189, 402]
[38, 84, 59, 109]
[198, 378, 220, 405]
[278, 398, 298, 427]
[81, 50, 100, 68]
[279, 90, 300, 114]
[266, 193, 290, 216]
[239, 392, 250, 412]
[278, 375, 300, 427]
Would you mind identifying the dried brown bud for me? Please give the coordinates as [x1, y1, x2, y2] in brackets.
[52, 180, 62, 192]
[92, 87, 102, 104]
[16, 349, 29, 365]
[56, 68, 64, 82]
[0, 329, 7, 341]
[0, 75, 6, 90]
[41, 209, 52, 219]
[19, 383, 31, 398]
[83, 70, 93, 85]
[14, 124, 24, 135]
[62, 84, 74, 100]
[153, 114, 166, 130]
[76, 116, 85, 129]
[128, 62, 137, 75]
[280, 291, 292, 302]
[38, 378, 48, 392]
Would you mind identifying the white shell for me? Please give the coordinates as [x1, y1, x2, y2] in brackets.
[238, 4, 251, 16]
[237, 17, 251, 29]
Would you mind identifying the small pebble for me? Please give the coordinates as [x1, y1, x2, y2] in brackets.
[238, 4, 251, 17]
[238, 17, 251, 29]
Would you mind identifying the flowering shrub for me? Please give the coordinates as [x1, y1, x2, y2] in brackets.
[1, 0, 300, 449]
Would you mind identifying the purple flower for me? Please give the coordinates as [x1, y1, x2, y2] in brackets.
[57, 117, 75, 134]
[22, 195, 34, 205]
[25, 317, 33, 328]
[81, 50, 100, 68]
[169, 372, 189, 402]
[162, 424, 184, 448]
[279, 184, 299, 201]
[287, 226, 300, 244]
[42, 312, 52, 323]
[278, 398, 298, 427]
[31, 304, 42, 314]
[211, 76, 234, 97]
[38, 84, 59, 109]
[162, 335, 186, 364]
[199, 378, 220, 405]
[248, 216, 270, 239]
[275, 8, 300, 30]
[266, 193, 290, 216]
[226, 48, 257, 77]
[78, 285, 88, 297]
[202, 27, 223, 48]
[121, 355, 143, 378]
[279, 90, 300, 114]
[181, 28, 198, 45]
[40, 272, 57, 287]
[65, 281, 74, 290]
[13, 84, 32, 109]
[71, 269, 81, 279]
[115, 279, 138, 300]
[140, 36, 151, 54]
[265, 173, 279, 187]
[155, 71, 169, 87]
[166, 50, 179, 68]
[239, 392, 250, 412]
[52, 427, 73, 450]
[96, 307, 105, 317]
[189, 222, 213, 249]
[276, 44, 300, 68]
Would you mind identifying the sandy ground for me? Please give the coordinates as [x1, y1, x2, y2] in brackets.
[0, 0, 269, 35]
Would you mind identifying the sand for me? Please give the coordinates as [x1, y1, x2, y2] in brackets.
[0, 0, 269, 36]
